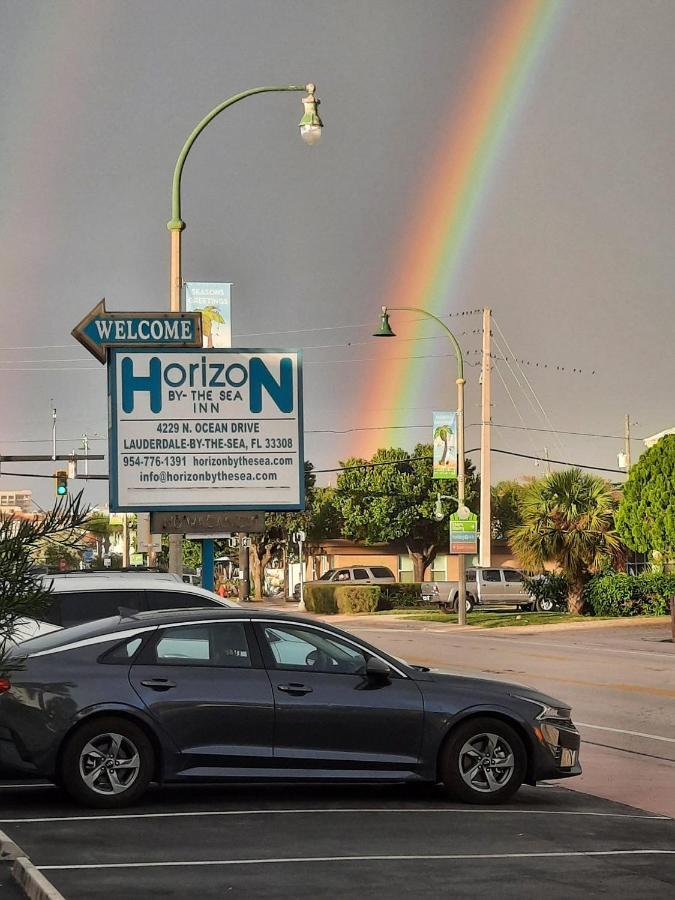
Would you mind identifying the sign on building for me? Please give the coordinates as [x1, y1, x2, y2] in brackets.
[433, 411, 457, 480]
[108, 348, 303, 512]
[150, 510, 264, 535]
[449, 511, 478, 555]
[185, 283, 232, 348]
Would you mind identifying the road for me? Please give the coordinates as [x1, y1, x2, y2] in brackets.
[325, 616, 675, 816]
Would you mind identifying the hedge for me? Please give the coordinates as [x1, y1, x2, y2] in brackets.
[584, 572, 675, 617]
[380, 583, 425, 609]
[303, 584, 381, 614]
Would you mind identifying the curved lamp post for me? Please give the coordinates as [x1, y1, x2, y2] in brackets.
[165, 84, 322, 576]
[374, 305, 469, 625]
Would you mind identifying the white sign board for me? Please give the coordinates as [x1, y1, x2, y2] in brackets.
[108, 348, 303, 512]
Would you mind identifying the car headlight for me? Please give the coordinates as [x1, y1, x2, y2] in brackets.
[513, 695, 571, 722]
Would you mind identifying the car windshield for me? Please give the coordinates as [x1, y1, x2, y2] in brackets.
[319, 569, 336, 581]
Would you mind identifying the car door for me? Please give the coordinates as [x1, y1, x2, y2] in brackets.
[255, 620, 424, 774]
[129, 620, 274, 771]
[480, 569, 507, 606]
[502, 569, 527, 605]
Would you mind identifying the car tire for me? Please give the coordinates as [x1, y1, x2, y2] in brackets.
[440, 716, 527, 804]
[60, 717, 154, 809]
[535, 596, 556, 613]
[451, 593, 475, 614]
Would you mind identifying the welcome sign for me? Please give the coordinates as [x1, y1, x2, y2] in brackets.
[108, 348, 303, 512]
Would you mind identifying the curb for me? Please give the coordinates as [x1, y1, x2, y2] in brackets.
[0, 830, 65, 900]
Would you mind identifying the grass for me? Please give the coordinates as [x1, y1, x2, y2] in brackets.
[373, 609, 593, 628]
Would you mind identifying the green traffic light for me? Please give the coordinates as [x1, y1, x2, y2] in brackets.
[56, 485, 67, 495]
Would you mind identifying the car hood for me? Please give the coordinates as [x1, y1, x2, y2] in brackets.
[417, 669, 569, 711]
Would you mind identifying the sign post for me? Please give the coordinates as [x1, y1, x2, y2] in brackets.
[449, 511, 478, 556]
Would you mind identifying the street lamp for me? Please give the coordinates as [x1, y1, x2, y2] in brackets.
[434, 493, 470, 522]
[165, 84, 323, 576]
[374, 305, 470, 625]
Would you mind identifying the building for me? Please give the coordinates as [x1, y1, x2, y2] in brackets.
[644, 428, 674, 448]
[0, 489, 32, 514]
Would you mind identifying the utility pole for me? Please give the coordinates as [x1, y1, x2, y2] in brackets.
[51, 401, 57, 461]
[81, 434, 89, 477]
[543, 447, 551, 475]
[122, 514, 130, 567]
[479, 307, 491, 567]
[238, 533, 250, 602]
[624, 414, 632, 470]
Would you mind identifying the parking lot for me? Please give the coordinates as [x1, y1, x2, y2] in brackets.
[1, 780, 674, 898]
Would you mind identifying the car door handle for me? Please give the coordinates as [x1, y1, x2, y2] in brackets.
[277, 683, 313, 695]
[140, 679, 176, 691]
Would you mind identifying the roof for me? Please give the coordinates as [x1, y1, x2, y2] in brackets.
[644, 428, 675, 447]
[43, 574, 237, 605]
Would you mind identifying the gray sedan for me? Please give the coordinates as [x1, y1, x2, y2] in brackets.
[0, 609, 580, 808]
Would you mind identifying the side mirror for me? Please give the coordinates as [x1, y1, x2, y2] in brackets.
[366, 656, 391, 679]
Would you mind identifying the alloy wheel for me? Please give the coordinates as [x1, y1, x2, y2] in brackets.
[458, 732, 515, 793]
[79, 732, 141, 796]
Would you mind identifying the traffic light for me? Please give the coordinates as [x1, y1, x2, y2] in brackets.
[54, 470, 68, 497]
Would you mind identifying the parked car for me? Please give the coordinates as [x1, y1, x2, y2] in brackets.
[294, 565, 396, 600]
[1, 609, 581, 807]
[420, 567, 540, 613]
[10, 573, 238, 644]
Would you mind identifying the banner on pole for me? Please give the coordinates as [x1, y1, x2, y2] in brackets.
[185, 283, 232, 348]
[433, 411, 457, 479]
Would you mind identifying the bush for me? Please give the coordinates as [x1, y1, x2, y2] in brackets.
[303, 584, 381, 614]
[523, 573, 569, 611]
[584, 572, 675, 617]
[380, 583, 424, 609]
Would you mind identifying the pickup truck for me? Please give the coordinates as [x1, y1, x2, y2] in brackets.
[420, 567, 552, 613]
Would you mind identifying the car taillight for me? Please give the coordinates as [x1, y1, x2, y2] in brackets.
[0, 678, 11, 694]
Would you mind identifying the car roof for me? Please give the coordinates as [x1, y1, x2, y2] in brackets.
[45, 575, 214, 595]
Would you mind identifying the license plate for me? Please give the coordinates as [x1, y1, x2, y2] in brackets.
[561, 748, 577, 767]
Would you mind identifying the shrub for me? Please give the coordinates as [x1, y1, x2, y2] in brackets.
[522, 573, 569, 611]
[335, 586, 381, 614]
[303, 584, 337, 614]
[584, 572, 675, 617]
[380, 583, 424, 609]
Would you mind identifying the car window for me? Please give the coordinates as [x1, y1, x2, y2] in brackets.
[101, 635, 144, 665]
[38, 596, 62, 626]
[503, 570, 523, 583]
[369, 567, 394, 579]
[482, 570, 502, 583]
[334, 569, 351, 582]
[59, 591, 140, 628]
[261, 624, 366, 675]
[151, 622, 251, 668]
[353, 568, 369, 580]
[145, 590, 221, 611]
[466, 570, 477, 583]
[319, 569, 335, 581]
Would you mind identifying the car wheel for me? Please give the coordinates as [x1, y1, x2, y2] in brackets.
[60, 717, 154, 808]
[535, 596, 556, 613]
[451, 593, 475, 614]
[440, 717, 526, 804]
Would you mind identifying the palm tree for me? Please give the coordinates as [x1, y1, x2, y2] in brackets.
[433, 425, 452, 465]
[198, 306, 226, 347]
[508, 469, 621, 614]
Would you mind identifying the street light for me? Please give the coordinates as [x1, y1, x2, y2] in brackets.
[164, 84, 322, 576]
[434, 493, 470, 522]
[374, 305, 470, 625]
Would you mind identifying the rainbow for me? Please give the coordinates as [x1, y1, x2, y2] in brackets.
[355, 0, 564, 457]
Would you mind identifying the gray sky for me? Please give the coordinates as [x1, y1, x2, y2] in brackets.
[1, 0, 674, 508]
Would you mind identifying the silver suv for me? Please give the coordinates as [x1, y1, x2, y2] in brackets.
[421, 567, 535, 613]
[294, 565, 395, 600]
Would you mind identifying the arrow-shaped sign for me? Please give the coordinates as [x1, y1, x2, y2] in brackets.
[72, 299, 203, 363]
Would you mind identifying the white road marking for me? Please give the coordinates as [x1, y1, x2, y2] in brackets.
[38, 850, 675, 870]
[577, 722, 675, 745]
[1, 808, 669, 824]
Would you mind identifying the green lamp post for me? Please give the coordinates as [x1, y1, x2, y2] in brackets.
[164, 84, 322, 576]
[374, 305, 469, 625]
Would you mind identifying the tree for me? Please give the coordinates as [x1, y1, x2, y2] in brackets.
[491, 480, 527, 540]
[433, 424, 452, 465]
[334, 444, 478, 582]
[1, 495, 90, 674]
[508, 469, 622, 614]
[616, 435, 675, 566]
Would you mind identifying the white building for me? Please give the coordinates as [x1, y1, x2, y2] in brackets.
[644, 428, 675, 448]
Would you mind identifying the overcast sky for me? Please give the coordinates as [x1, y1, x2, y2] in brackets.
[1, 0, 674, 509]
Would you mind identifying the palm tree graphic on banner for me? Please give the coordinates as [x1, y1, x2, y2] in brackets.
[196, 305, 226, 347]
[433, 416, 457, 478]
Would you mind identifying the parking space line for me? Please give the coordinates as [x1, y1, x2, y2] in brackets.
[37, 849, 675, 870]
[2, 808, 669, 824]
[577, 722, 675, 744]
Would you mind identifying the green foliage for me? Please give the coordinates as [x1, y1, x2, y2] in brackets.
[303, 584, 382, 614]
[491, 480, 527, 540]
[39, 542, 82, 571]
[380, 583, 424, 609]
[0, 494, 90, 674]
[584, 572, 675, 617]
[522, 573, 569, 611]
[508, 469, 622, 614]
[182, 540, 202, 571]
[616, 435, 675, 562]
[334, 444, 478, 580]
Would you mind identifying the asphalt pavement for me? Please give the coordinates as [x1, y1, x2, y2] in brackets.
[1, 780, 674, 898]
